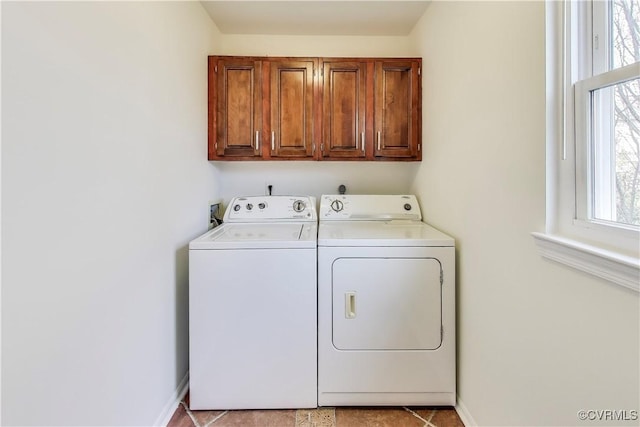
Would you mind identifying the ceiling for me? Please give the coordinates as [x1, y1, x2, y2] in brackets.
[200, 1, 431, 36]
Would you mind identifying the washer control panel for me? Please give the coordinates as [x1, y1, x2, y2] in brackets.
[320, 194, 422, 221]
[224, 195, 317, 222]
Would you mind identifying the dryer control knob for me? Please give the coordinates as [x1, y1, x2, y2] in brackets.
[233, 204, 241, 212]
[331, 199, 344, 212]
[404, 203, 412, 211]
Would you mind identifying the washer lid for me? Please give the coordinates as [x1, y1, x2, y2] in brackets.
[318, 221, 454, 247]
[190, 223, 318, 249]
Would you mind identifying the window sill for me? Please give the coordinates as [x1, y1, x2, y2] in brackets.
[531, 232, 639, 292]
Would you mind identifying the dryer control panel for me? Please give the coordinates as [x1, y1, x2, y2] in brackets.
[224, 195, 317, 222]
[320, 195, 422, 221]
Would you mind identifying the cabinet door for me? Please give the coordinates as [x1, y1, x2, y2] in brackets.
[321, 61, 367, 159]
[209, 57, 262, 159]
[374, 60, 421, 159]
[269, 60, 316, 158]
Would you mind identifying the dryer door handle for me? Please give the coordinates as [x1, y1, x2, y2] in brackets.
[345, 292, 356, 319]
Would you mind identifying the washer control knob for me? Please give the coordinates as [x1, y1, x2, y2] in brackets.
[258, 202, 266, 210]
[233, 204, 241, 212]
[246, 203, 253, 211]
[404, 203, 412, 211]
[330, 199, 344, 212]
[293, 200, 306, 212]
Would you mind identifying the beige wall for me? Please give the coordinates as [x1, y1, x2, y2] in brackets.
[410, 2, 639, 425]
[218, 34, 415, 57]
[1, 2, 222, 425]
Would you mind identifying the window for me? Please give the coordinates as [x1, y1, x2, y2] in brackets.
[576, 0, 640, 230]
[533, 0, 640, 291]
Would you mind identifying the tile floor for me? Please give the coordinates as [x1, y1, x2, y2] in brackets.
[167, 393, 465, 427]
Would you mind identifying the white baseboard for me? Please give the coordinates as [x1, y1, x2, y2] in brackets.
[153, 372, 189, 427]
[455, 395, 477, 427]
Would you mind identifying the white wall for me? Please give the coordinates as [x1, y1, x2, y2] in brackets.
[216, 162, 419, 202]
[1, 2, 221, 425]
[211, 33, 420, 204]
[218, 34, 415, 57]
[410, 2, 639, 426]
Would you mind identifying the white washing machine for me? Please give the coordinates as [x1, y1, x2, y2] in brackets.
[317, 194, 456, 406]
[189, 195, 317, 410]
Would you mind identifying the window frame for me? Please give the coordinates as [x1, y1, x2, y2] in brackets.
[575, 63, 639, 235]
[533, 0, 640, 292]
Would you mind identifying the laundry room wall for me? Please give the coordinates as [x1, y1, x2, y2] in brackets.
[211, 33, 421, 204]
[2, 2, 221, 425]
[409, 2, 639, 426]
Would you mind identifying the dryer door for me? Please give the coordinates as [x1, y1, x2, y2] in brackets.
[332, 257, 442, 350]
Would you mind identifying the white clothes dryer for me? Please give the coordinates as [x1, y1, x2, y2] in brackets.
[317, 194, 456, 406]
[189, 196, 317, 410]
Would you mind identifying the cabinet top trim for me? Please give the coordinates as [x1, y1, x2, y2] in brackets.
[209, 55, 422, 62]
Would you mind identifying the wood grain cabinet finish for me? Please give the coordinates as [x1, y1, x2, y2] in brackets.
[374, 60, 421, 159]
[210, 57, 262, 159]
[321, 60, 368, 159]
[268, 59, 317, 158]
[209, 56, 317, 160]
[208, 56, 421, 161]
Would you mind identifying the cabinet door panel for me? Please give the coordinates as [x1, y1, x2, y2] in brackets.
[212, 58, 262, 158]
[322, 61, 367, 158]
[270, 60, 315, 158]
[374, 60, 420, 159]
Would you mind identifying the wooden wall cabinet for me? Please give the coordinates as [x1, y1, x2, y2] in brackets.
[209, 56, 317, 160]
[210, 57, 262, 159]
[321, 60, 368, 159]
[373, 60, 421, 159]
[268, 59, 317, 158]
[208, 56, 421, 161]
